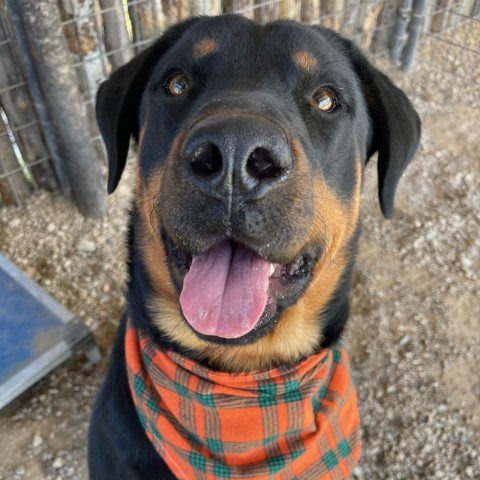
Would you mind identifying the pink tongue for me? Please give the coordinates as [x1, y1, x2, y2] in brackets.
[179, 240, 272, 339]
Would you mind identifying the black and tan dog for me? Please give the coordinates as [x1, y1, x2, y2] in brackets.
[88, 15, 420, 479]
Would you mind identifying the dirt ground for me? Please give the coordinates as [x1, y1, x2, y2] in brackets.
[0, 34, 479, 480]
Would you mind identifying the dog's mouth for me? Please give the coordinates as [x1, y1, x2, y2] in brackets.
[164, 234, 318, 344]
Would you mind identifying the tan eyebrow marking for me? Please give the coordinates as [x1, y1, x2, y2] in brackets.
[193, 39, 219, 60]
[293, 50, 318, 73]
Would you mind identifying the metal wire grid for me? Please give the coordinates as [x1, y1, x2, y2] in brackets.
[63, 0, 402, 165]
[423, 4, 480, 84]
[0, 0, 479, 207]
[0, 13, 53, 207]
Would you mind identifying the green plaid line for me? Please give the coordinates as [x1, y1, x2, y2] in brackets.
[196, 393, 215, 407]
[259, 383, 277, 406]
[151, 423, 162, 441]
[262, 434, 279, 446]
[312, 385, 328, 413]
[284, 380, 302, 403]
[141, 351, 152, 368]
[174, 382, 189, 398]
[133, 375, 147, 397]
[268, 455, 285, 473]
[147, 397, 161, 414]
[213, 462, 231, 478]
[337, 439, 351, 458]
[187, 432, 200, 446]
[136, 410, 147, 429]
[332, 348, 341, 363]
[322, 450, 338, 470]
[291, 448, 304, 460]
[206, 438, 224, 453]
[189, 452, 206, 472]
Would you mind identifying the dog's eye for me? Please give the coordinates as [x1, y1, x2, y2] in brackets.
[165, 72, 189, 97]
[312, 88, 337, 112]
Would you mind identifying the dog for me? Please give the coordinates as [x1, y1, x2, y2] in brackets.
[88, 15, 421, 480]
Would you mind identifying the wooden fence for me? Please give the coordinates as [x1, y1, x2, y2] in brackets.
[0, 0, 478, 214]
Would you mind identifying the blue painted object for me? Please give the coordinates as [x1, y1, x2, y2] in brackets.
[0, 254, 100, 409]
[0, 267, 64, 383]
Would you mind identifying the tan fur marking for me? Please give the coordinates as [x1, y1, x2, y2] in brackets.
[293, 50, 318, 73]
[136, 134, 363, 372]
[193, 39, 219, 60]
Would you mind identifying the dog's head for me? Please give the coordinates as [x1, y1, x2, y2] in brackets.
[96, 16, 420, 371]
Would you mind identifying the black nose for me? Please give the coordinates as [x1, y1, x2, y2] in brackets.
[182, 115, 292, 199]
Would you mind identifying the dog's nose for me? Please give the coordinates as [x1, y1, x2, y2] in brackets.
[182, 115, 292, 199]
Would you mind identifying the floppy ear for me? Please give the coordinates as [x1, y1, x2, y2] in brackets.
[96, 18, 201, 194]
[330, 33, 421, 218]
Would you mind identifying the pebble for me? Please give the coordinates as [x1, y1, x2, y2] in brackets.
[52, 457, 64, 469]
[32, 432, 43, 448]
[13, 466, 25, 478]
[352, 466, 363, 478]
[76, 238, 96, 254]
[46, 222, 56, 233]
[9, 218, 21, 228]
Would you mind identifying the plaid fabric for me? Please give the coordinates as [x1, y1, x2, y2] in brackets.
[125, 320, 361, 479]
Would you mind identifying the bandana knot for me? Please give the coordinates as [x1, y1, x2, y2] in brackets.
[126, 321, 361, 479]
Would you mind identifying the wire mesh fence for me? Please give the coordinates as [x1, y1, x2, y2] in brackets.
[0, 0, 479, 208]
[0, 11, 57, 207]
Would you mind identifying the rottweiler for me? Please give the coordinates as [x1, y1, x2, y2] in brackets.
[88, 15, 421, 480]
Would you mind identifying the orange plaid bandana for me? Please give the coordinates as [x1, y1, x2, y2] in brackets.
[126, 321, 361, 479]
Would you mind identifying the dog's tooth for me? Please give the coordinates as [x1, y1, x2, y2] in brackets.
[269, 264, 275, 277]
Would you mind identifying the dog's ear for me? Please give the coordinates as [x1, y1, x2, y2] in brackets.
[323, 31, 421, 218]
[96, 18, 201, 194]
[355, 57, 421, 219]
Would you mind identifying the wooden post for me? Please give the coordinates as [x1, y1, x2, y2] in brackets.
[0, 10, 57, 193]
[128, 0, 167, 50]
[190, 0, 222, 16]
[278, 0, 302, 20]
[301, 0, 320, 23]
[6, 0, 106, 217]
[98, 0, 133, 71]
[430, 0, 450, 32]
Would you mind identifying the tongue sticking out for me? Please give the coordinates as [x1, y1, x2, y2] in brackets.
[179, 240, 272, 339]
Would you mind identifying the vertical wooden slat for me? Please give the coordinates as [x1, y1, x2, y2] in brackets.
[6, 0, 106, 217]
[0, 10, 56, 192]
[278, 0, 302, 20]
[98, 0, 133, 70]
[301, 0, 320, 23]
[431, 0, 450, 32]
[128, 0, 166, 51]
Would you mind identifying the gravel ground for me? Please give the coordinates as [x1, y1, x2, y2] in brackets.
[0, 28, 479, 480]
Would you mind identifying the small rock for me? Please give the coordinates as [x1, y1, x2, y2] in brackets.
[9, 218, 21, 228]
[352, 466, 363, 479]
[46, 223, 56, 233]
[52, 457, 64, 469]
[76, 238, 96, 254]
[14, 465, 25, 478]
[460, 255, 473, 270]
[32, 432, 43, 448]
[465, 466, 474, 478]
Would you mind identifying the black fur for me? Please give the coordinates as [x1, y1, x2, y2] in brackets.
[89, 16, 420, 479]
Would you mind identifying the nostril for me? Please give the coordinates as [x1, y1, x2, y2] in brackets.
[190, 143, 223, 177]
[246, 147, 284, 181]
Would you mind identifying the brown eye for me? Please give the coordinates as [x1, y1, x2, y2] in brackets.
[166, 72, 189, 96]
[312, 87, 337, 112]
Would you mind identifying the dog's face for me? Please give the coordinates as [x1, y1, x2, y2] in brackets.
[97, 16, 420, 371]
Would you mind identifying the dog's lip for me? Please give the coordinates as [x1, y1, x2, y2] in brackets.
[164, 233, 314, 280]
